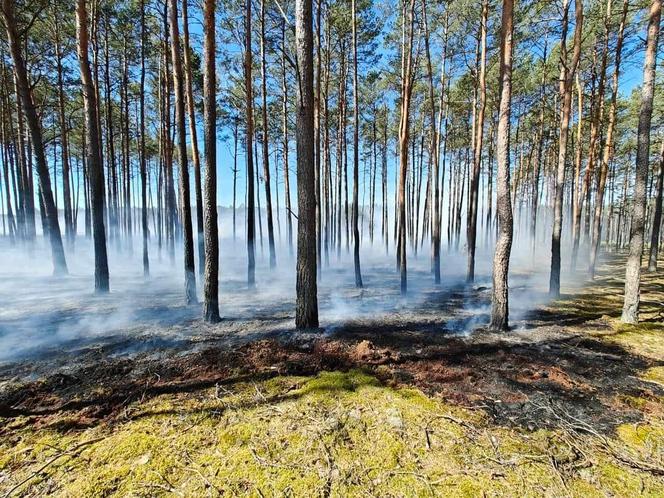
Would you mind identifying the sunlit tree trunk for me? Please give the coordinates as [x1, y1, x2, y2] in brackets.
[590, 0, 627, 278]
[489, 0, 514, 331]
[648, 140, 664, 271]
[549, 0, 583, 297]
[397, 0, 415, 295]
[467, 0, 488, 283]
[622, 0, 662, 323]
[295, 0, 319, 329]
[572, 1, 611, 271]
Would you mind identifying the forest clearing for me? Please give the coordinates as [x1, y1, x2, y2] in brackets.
[1, 0, 664, 495]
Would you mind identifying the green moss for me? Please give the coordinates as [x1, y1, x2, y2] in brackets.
[645, 366, 664, 385]
[3, 368, 664, 497]
[604, 323, 664, 360]
[296, 369, 380, 397]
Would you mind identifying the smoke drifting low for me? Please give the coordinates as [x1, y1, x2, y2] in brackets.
[0, 206, 589, 376]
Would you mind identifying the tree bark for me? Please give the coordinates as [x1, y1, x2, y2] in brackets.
[295, 0, 319, 329]
[169, 0, 197, 304]
[203, 0, 220, 322]
[648, 140, 664, 271]
[54, 18, 75, 248]
[590, 0, 627, 278]
[397, 0, 416, 295]
[622, 0, 662, 322]
[549, 0, 583, 297]
[467, 0, 488, 283]
[351, 0, 363, 287]
[260, 0, 277, 269]
[76, 0, 109, 292]
[140, 0, 149, 276]
[245, 0, 256, 286]
[182, 0, 205, 277]
[280, 21, 293, 256]
[489, 0, 514, 331]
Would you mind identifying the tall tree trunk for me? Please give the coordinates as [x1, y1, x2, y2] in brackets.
[140, 0, 149, 275]
[169, 0, 197, 304]
[54, 18, 75, 247]
[12, 72, 35, 241]
[648, 140, 664, 271]
[422, 0, 444, 283]
[162, 4, 176, 262]
[281, 20, 293, 256]
[2, 0, 68, 274]
[489, 0, 514, 331]
[103, 21, 119, 247]
[549, 0, 583, 297]
[531, 36, 548, 252]
[351, 0, 363, 287]
[203, 0, 220, 322]
[397, 0, 416, 295]
[295, 0, 319, 328]
[323, 19, 331, 264]
[315, 0, 322, 273]
[76, 0, 109, 292]
[233, 119, 238, 242]
[590, 0, 627, 277]
[467, 0, 488, 283]
[181, 0, 205, 277]
[260, 0, 276, 269]
[573, 7, 611, 271]
[122, 40, 132, 247]
[622, 0, 662, 322]
[245, 0, 256, 286]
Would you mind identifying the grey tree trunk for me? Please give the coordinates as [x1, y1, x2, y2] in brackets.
[245, 0, 256, 286]
[648, 140, 664, 271]
[549, 0, 583, 297]
[140, 0, 149, 276]
[622, 0, 662, 322]
[169, 0, 197, 304]
[54, 19, 75, 248]
[281, 20, 293, 256]
[590, 0, 628, 278]
[397, 0, 416, 295]
[76, 0, 109, 292]
[489, 0, 514, 331]
[467, 0, 488, 283]
[351, 0, 363, 288]
[295, 0, 319, 329]
[182, 0, 205, 277]
[203, 0, 220, 322]
[260, 0, 277, 269]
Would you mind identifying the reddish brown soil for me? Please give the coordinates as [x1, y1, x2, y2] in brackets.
[1, 320, 662, 438]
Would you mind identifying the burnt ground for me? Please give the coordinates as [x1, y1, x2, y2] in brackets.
[0, 254, 662, 438]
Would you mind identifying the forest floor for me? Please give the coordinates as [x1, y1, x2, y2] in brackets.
[0, 254, 663, 497]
